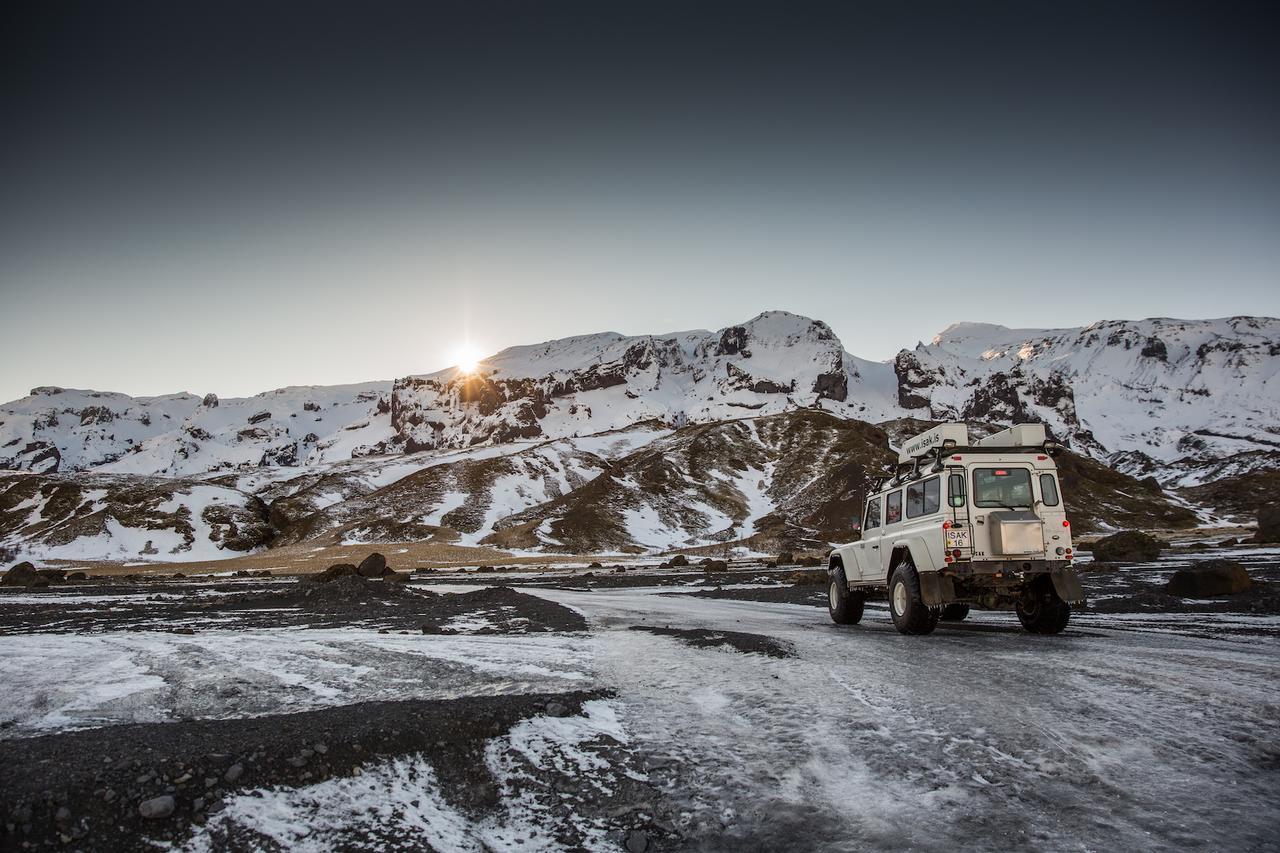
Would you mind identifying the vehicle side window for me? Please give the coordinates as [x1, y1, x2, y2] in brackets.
[1039, 473, 1061, 507]
[948, 473, 966, 508]
[906, 476, 941, 518]
[885, 490, 903, 525]
[864, 496, 882, 530]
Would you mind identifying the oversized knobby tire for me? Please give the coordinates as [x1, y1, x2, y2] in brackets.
[888, 562, 939, 635]
[940, 603, 970, 622]
[1016, 575, 1071, 635]
[828, 566, 865, 625]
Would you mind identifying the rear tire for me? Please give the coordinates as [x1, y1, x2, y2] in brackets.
[1016, 576, 1071, 635]
[940, 603, 970, 622]
[828, 567, 865, 625]
[888, 562, 939, 635]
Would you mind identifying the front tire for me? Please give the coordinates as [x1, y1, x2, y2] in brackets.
[828, 567, 865, 625]
[888, 563, 939, 635]
[1016, 576, 1071, 635]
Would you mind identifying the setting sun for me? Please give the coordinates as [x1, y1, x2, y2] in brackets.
[452, 344, 484, 374]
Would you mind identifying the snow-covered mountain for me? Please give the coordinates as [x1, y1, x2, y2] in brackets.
[894, 316, 1280, 479]
[1, 310, 1275, 562]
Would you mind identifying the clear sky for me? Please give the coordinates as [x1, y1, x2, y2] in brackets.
[2, 1, 1277, 402]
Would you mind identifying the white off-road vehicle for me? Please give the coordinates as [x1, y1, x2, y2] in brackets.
[828, 423, 1085, 635]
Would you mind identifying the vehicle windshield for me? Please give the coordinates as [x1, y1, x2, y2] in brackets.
[972, 467, 1034, 509]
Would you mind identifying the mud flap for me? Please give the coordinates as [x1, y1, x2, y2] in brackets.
[918, 572, 955, 608]
[1051, 567, 1086, 604]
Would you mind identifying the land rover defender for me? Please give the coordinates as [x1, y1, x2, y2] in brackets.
[827, 423, 1085, 635]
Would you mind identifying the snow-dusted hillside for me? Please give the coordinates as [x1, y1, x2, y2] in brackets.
[0, 384, 392, 477]
[894, 317, 1280, 476]
[0, 472, 270, 564]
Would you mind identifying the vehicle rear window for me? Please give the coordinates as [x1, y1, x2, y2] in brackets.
[972, 468, 1034, 508]
[948, 473, 966, 508]
[864, 496, 881, 530]
[906, 476, 940, 518]
[1039, 473, 1061, 507]
[885, 490, 903, 524]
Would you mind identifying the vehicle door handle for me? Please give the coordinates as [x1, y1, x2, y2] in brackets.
[871, 545, 879, 550]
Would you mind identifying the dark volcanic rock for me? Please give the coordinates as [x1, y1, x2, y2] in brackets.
[1, 562, 39, 587]
[1165, 560, 1253, 597]
[308, 563, 359, 583]
[139, 794, 176, 820]
[1090, 530, 1163, 563]
[357, 552, 389, 578]
[1256, 502, 1280, 543]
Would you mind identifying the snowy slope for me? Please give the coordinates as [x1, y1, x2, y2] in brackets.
[0, 472, 270, 564]
[894, 317, 1280, 475]
[0, 383, 393, 477]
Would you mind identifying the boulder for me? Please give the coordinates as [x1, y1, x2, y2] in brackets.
[357, 553, 389, 578]
[36, 568, 67, 583]
[1090, 530, 1163, 563]
[669, 554, 689, 568]
[66, 571, 87, 581]
[776, 551, 795, 566]
[785, 569, 827, 585]
[309, 563, 359, 584]
[138, 795, 176, 820]
[796, 555, 823, 568]
[386, 571, 410, 583]
[701, 559, 728, 571]
[1165, 560, 1253, 597]
[1256, 502, 1280, 544]
[0, 562, 39, 587]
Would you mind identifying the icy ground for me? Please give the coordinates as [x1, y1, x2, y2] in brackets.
[2, 573, 1278, 850]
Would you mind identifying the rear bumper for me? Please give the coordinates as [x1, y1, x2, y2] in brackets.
[920, 561, 1085, 606]
[949, 559, 1073, 576]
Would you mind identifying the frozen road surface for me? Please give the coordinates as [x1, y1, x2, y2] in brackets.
[517, 587, 1279, 852]
[1, 575, 1277, 851]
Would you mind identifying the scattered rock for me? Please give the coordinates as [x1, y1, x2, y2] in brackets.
[138, 795, 176, 819]
[668, 555, 689, 568]
[1166, 560, 1253, 597]
[700, 559, 728, 571]
[357, 553, 388, 578]
[544, 701, 571, 718]
[223, 763, 244, 784]
[795, 555, 823, 567]
[1, 562, 39, 587]
[1256, 502, 1280, 544]
[36, 568, 67, 583]
[776, 551, 795, 565]
[1090, 530, 1163, 563]
[308, 564, 359, 584]
[783, 569, 826, 585]
[587, 561, 603, 569]
[626, 829, 649, 853]
[66, 571, 87, 581]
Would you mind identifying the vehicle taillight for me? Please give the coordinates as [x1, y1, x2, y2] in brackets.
[943, 555, 954, 564]
[1063, 520, 1070, 528]
[942, 520, 952, 530]
[952, 549, 962, 559]
[951, 455, 962, 461]
[1036, 455, 1047, 461]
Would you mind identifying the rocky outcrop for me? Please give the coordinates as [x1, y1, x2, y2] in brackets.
[1256, 502, 1280, 543]
[1165, 560, 1252, 597]
[1089, 530, 1164, 563]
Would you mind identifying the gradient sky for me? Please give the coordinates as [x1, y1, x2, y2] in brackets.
[2, 0, 1277, 402]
